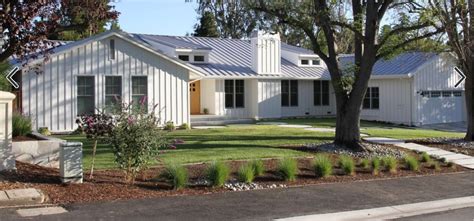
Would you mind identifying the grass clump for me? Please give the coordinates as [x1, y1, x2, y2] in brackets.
[382, 156, 398, 174]
[237, 164, 255, 183]
[430, 161, 441, 171]
[12, 112, 32, 137]
[207, 161, 230, 187]
[277, 158, 298, 181]
[251, 160, 265, 176]
[420, 152, 431, 162]
[359, 159, 370, 169]
[371, 157, 381, 175]
[404, 156, 420, 171]
[161, 164, 188, 190]
[339, 155, 355, 176]
[313, 155, 333, 178]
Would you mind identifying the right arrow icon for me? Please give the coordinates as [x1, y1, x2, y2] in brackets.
[454, 67, 466, 88]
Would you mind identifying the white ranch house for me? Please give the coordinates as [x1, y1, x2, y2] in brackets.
[18, 31, 466, 132]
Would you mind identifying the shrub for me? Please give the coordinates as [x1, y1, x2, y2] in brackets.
[339, 155, 355, 175]
[382, 156, 398, 174]
[313, 155, 332, 178]
[277, 158, 298, 181]
[371, 157, 381, 175]
[161, 164, 188, 189]
[404, 156, 420, 171]
[420, 152, 431, 163]
[203, 108, 209, 115]
[430, 161, 441, 171]
[251, 160, 265, 176]
[12, 112, 32, 137]
[76, 112, 115, 179]
[37, 127, 51, 136]
[207, 161, 230, 187]
[108, 104, 170, 184]
[179, 123, 190, 130]
[359, 158, 370, 169]
[440, 157, 447, 163]
[447, 161, 457, 169]
[164, 121, 175, 131]
[237, 164, 255, 183]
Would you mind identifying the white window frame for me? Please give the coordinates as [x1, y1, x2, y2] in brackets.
[224, 79, 245, 109]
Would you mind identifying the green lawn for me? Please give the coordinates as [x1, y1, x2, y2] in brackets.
[58, 118, 464, 170]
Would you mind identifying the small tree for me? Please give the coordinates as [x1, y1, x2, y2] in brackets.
[108, 103, 170, 184]
[76, 111, 114, 179]
[193, 11, 220, 37]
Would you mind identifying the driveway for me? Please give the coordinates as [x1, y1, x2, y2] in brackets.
[420, 122, 466, 132]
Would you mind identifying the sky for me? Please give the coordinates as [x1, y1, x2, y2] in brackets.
[112, 0, 199, 36]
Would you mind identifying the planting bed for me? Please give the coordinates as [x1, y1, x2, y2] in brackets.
[0, 155, 466, 205]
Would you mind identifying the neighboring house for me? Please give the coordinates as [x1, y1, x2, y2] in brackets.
[18, 30, 466, 132]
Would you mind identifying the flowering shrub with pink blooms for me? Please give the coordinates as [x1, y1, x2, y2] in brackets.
[107, 102, 177, 184]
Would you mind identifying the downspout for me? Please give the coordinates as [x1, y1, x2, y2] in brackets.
[408, 73, 414, 126]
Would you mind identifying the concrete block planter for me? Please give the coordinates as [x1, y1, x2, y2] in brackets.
[12, 133, 66, 168]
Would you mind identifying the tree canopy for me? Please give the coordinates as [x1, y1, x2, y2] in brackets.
[193, 11, 219, 37]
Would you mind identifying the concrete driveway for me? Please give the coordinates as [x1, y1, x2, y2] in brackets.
[420, 122, 466, 132]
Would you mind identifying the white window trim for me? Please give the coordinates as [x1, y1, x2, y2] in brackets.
[282, 80, 299, 107]
[363, 87, 379, 110]
[224, 80, 245, 109]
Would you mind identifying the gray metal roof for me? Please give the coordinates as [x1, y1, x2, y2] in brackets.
[339, 52, 437, 76]
[132, 34, 330, 79]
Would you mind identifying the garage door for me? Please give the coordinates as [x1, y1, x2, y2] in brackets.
[419, 90, 466, 125]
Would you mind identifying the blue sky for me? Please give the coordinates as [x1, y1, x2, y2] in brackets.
[112, 0, 199, 36]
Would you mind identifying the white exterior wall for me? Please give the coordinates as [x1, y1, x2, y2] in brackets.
[281, 80, 336, 117]
[22, 36, 190, 132]
[413, 54, 466, 125]
[360, 78, 413, 125]
[251, 32, 281, 75]
[257, 79, 281, 118]
[213, 79, 256, 118]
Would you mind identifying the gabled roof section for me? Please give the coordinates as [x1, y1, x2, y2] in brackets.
[131, 34, 212, 50]
[23, 31, 207, 77]
[339, 52, 438, 76]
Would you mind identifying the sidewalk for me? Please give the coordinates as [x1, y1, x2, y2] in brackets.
[0, 188, 45, 207]
[1, 172, 473, 220]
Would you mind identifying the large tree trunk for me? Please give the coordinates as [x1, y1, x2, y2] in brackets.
[334, 101, 363, 150]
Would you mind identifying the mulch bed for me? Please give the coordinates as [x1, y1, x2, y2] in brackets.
[12, 135, 39, 142]
[0, 158, 467, 205]
[411, 140, 474, 157]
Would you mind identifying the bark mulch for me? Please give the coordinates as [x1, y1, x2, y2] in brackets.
[0, 158, 467, 206]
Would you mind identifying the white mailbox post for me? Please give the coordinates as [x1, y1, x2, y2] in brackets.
[60, 142, 83, 184]
[0, 91, 15, 171]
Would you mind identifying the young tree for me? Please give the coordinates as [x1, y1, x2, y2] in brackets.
[428, 0, 473, 141]
[193, 11, 220, 37]
[254, 0, 443, 150]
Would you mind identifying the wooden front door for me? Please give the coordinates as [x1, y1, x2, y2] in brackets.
[190, 81, 201, 114]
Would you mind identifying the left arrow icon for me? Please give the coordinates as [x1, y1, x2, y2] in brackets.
[6, 66, 20, 89]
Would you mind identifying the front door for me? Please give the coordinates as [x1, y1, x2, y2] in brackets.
[190, 81, 201, 114]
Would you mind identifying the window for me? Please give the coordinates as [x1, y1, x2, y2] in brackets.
[453, 91, 462, 97]
[301, 59, 309, 65]
[314, 80, 330, 106]
[178, 55, 189, 61]
[430, 91, 441, 98]
[77, 76, 95, 115]
[312, 59, 321, 66]
[225, 80, 245, 108]
[109, 39, 115, 60]
[442, 91, 452, 97]
[194, 55, 205, 62]
[363, 87, 379, 110]
[282, 80, 298, 107]
[132, 76, 148, 111]
[105, 76, 122, 113]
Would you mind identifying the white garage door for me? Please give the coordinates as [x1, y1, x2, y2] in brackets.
[419, 90, 466, 125]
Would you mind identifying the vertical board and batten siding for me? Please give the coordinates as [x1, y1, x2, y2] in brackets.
[360, 79, 413, 125]
[22, 36, 190, 132]
[281, 80, 336, 117]
[257, 79, 281, 118]
[413, 54, 466, 125]
[214, 79, 255, 118]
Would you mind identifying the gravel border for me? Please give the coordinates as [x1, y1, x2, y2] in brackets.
[304, 142, 406, 158]
[411, 138, 474, 149]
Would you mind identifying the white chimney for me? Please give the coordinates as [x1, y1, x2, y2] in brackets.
[251, 31, 281, 75]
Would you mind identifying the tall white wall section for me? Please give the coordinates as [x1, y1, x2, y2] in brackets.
[22, 36, 190, 132]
